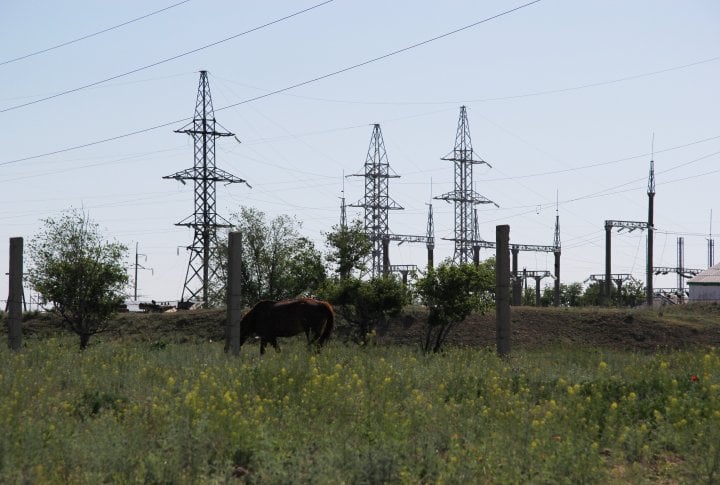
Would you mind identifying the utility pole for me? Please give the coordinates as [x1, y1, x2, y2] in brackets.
[163, 71, 249, 307]
[133, 242, 153, 301]
[436, 106, 497, 264]
[339, 172, 347, 229]
[677, 237, 685, 300]
[553, 194, 561, 307]
[647, 154, 656, 306]
[709, 209, 715, 268]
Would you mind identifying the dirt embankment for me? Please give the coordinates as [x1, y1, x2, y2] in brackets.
[17, 302, 720, 351]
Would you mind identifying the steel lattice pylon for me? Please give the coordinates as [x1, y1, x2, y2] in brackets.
[350, 124, 402, 277]
[435, 106, 497, 264]
[164, 71, 248, 306]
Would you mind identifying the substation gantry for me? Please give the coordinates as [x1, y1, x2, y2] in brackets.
[465, 205, 561, 307]
[521, 269, 554, 306]
[586, 273, 639, 307]
[652, 236, 703, 301]
[603, 220, 648, 306]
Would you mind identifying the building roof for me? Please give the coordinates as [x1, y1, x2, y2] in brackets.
[688, 263, 720, 285]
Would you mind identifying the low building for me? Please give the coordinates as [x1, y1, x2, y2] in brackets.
[688, 263, 720, 302]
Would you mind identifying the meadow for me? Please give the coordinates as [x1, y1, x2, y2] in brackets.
[1, 336, 718, 483]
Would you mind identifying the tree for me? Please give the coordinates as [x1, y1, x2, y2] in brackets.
[414, 260, 495, 353]
[540, 282, 584, 307]
[26, 210, 128, 349]
[324, 220, 372, 279]
[211, 207, 326, 307]
[317, 275, 409, 343]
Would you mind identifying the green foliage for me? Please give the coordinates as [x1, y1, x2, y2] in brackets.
[26, 209, 128, 349]
[415, 260, 495, 352]
[541, 282, 584, 307]
[324, 220, 372, 279]
[318, 275, 409, 342]
[579, 280, 646, 307]
[2, 338, 718, 483]
[212, 207, 326, 307]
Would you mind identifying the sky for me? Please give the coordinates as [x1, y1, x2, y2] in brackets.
[1, 0, 719, 305]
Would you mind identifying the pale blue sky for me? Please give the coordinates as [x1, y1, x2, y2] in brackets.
[1, 0, 719, 302]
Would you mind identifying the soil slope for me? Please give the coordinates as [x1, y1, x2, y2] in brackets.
[18, 302, 720, 351]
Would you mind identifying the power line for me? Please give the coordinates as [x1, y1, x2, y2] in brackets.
[211, 1, 543, 115]
[0, 0, 541, 166]
[0, 0, 335, 113]
[478, 134, 720, 182]
[216, 55, 720, 106]
[0, 0, 191, 67]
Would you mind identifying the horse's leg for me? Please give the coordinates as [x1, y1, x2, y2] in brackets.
[271, 337, 281, 353]
[260, 338, 267, 355]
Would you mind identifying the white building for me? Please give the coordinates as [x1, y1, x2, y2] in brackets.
[688, 263, 720, 302]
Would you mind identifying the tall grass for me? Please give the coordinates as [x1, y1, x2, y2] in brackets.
[1, 337, 718, 483]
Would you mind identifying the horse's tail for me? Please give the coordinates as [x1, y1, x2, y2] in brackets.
[317, 301, 334, 345]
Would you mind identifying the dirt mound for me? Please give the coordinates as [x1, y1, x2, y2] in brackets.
[18, 303, 720, 351]
[376, 304, 720, 351]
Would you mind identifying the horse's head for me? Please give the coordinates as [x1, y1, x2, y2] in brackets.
[239, 300, 276, 345]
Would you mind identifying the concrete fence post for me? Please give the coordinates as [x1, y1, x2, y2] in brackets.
[8, 237, 23, 351]
[496, 225, 510, 357]
[226, 232, 242, 355]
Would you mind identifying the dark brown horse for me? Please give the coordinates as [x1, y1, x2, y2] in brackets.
[240, 298, 334, 354]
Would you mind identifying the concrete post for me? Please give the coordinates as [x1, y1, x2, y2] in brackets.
[8, 237, 23, 351]
[496, 225, 510, 357]
[553, 250, 561, 307]
[225, 232, 242, 355]
[427, 247, 434, 271]
[473, 246, 480, 267]
[534, 276, 542, 306]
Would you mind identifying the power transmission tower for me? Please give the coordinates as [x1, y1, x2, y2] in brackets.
[163, 70, 248, 307]
[350, 124, 402, 277]
[435, 106, 497, 264]
[426, 202, 435, 269]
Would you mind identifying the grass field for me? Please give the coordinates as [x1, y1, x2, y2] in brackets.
[1, 334, 719, 483]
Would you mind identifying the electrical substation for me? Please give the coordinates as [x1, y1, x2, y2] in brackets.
[162, 81, 716, 309]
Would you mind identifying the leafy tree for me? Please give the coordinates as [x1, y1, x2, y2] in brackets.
[579, 281, 605, 306]
[324, 220, 372, 279]
[212, 207, 326, 307]
[578, 280, 645, 307]
[540, 282, 584, 307]
[26, 210, 128, 349]
[318, 275, 409, 343]
[414, 260, 495, 353]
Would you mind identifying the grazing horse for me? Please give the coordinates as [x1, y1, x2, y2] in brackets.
[240, 298, 334, 354]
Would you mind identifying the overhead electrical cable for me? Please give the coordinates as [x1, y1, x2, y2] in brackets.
[215, 55, 720, 106]
[478, 134, 720, 182]
[0, 0, 541, 166]
[0, 0, 335, 113]
[0, 0, 191, 67]
[210, 0, 542, 115]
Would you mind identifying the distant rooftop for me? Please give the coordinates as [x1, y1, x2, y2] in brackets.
[688, 263, 720, 285]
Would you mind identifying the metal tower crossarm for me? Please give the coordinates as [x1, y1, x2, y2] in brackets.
[653, 266, 702, 278]
[605, 220, 649, 232]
